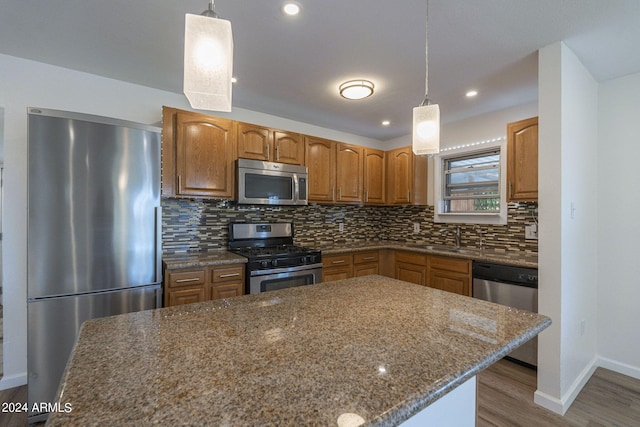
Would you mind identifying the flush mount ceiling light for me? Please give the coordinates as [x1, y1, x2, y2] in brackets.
[282, 2, 301, 16]
[184, 0, 234, 112]
[339, 80, 375, 100]
[466, 90, 478, 97]
[412, 0, 440, 155]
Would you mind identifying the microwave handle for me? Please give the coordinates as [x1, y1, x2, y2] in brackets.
[293, 174, 300, 203]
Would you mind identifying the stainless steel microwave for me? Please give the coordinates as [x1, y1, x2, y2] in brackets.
[236, 158, 308, 205]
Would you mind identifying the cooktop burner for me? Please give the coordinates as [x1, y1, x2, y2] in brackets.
[228, 222, 322, 270]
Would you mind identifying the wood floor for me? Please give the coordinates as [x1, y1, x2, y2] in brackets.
[477, 359, 640, 426]
[1, 359, 639, 426]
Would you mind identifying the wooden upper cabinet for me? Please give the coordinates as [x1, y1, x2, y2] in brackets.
[236, 122, 272, 161]
[386, 146, 427, 205]
[305, 136, 337, 202]
[364, 148, 385, 204]
[336, 143, 364, 203]
[274, 131, 304, 165]
[507, 116, 538, 202]
[236, 122, 304, 165]
[162, 107, 235, 198]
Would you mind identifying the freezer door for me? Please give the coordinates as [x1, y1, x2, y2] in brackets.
[28, 110, 161, 298]
[28, 285, 161, 419]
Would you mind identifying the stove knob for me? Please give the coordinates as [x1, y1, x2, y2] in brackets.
[301, 256, 307, 264]
[308, 255, 316, 263]
[261, 260, 270, 268]
[272, 259, 278, 267]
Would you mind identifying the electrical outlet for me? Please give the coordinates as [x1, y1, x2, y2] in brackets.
[413, 223, 420, 233]
[525, 224, 538, 240]
[338, 222, 344, 232]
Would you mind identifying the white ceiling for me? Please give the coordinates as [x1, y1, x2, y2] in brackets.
[2, 0, 639, 140]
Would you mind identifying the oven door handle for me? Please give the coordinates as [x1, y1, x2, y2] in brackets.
[249, 263, 324, 277]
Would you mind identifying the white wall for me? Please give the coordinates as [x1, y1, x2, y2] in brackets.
[535, 42, 599, 415]
[0, 53, 380, 389]
[597, 72, 640, 377]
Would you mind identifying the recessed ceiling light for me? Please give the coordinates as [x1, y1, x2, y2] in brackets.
[231, 77, 237, 83]
[339, 80, 375, 100]
[282, 2, 301, 16]
[382, 120, 390, 126]
[466, 90, 478, 97]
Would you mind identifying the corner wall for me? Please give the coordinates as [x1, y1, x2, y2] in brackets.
[597, 72, 640, 377]
[535, 42, 599, 414]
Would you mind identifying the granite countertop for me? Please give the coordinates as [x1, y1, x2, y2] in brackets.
[48, 276, 550, 426]
[162, 243, 537, 270]
[162, 250, 247, 270]
[319, 242, 538, 268]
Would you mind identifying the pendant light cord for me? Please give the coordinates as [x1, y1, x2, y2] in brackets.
[425, 0, 429, 98]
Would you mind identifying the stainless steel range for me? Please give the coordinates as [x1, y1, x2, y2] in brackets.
[229, 222, 322, 294]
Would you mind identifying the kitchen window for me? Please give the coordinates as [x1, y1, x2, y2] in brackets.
[434, 139, 507, 224]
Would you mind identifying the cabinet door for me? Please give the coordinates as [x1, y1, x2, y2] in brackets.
[336, 143, 364, 203]
[168, 287, 206, 306]
[323, 266, 353, 282]
[175, 111, 235, 198]
[507, 116, 538, 202]
[427, 256, 471, 296]
[236, 122, 272, 161]
[210, 282, 244, 300]
[274, 131, 304, 165]
[428, 270, 471, 296]
[395, 262, 426, 286]
[354, 263, 379, 277]
[305, 137, 336, 202]
[364, 148, 385, 204]
[386, 147, 413, 204]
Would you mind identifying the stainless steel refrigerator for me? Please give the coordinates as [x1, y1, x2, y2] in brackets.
[27, 108, 162, 422]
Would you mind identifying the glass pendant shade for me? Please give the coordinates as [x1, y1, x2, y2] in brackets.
[184, 13, 233, 112]
[412, 103, 440, 155]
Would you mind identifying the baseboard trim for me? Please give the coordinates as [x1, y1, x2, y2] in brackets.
[0, 372, 28, 390]
[534, 356, 598, 415]
[598, 356, 640, 380]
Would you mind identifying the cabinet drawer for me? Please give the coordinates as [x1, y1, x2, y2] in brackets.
[211, 265, 245, 283]
[353, 251, 379, 264]
[429, 255, 471, 274]
[168, 269, 206, 288]
[323, 253, 353, 267]
[395, 251, 427, 266]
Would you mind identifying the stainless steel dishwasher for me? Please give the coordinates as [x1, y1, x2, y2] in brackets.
[472, 261, 539, 368]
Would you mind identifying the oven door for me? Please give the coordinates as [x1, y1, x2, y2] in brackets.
[249, 265, 322, 294]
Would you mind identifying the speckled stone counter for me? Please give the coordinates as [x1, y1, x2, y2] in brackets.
[162, 249, 247, 270]
[48, 276, 550, 426]
[319, 242, 538, 268]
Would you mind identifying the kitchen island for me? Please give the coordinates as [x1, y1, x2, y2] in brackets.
[48, 275, 550, 426]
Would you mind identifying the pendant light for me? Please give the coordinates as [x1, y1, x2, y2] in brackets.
[412, 0, 440, 155]
[184, 0, 234, 112]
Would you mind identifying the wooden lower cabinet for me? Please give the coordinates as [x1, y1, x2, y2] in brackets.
[394, 251, 427, 286]
[353, 250, 380, 277]
[322, 253, 353, 282]
[426, 255, 472, 297]
[323, 251, 381, 282]
[392, 251, 471, 296]
[164, 263, 245, 307]
[209, 264, 245, 300]
[168, 287, 206, 306]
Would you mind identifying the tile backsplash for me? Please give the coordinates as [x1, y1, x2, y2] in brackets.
[162, 198, 538, 255]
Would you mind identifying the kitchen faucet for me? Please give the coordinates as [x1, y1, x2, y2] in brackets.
[441, 226, 461, 248]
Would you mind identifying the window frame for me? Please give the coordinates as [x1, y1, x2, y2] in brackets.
[433, 139, 508, 225]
